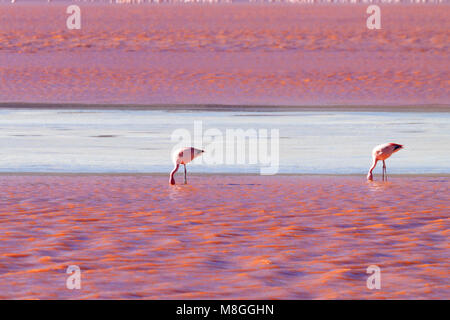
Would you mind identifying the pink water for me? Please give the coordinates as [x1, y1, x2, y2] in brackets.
[0, 175, 448, 299]
[0, 4, 448, 105]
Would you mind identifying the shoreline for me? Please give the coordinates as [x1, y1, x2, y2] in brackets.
[0, 172, 449, 177]
[0, 103, 449, 113]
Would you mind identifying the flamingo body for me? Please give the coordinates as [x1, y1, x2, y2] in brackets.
[367, 143, 403, 181]
[170, 147, 204, 185]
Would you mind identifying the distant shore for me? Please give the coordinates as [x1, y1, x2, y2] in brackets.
[0, 102, 449, 112]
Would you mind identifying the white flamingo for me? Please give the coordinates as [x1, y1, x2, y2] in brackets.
[170, 147, 204, 185]
[367, 143, 404, 181]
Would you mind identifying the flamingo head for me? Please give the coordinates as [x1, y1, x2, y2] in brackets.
[367, 172, 373, 181]
[391, 143, 404, 153]
[194, 148, 205, 156]
[186, 147, 205, 160]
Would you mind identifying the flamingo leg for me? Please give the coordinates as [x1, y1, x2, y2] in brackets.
[184, 164, 187, 184]
[382, 160, 387, 181]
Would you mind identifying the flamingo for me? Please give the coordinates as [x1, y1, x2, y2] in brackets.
[170, 147, 204, 185]
[367, 143, 404, 181]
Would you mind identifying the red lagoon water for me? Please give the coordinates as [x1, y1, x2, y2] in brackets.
[0, 175, 448, 299]
[0, 4, 448, 105]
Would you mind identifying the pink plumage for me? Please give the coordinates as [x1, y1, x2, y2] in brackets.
[367, 143, 404, 181]
[170, 147, 205, 185]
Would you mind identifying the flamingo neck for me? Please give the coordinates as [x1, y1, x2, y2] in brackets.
[367, 158, 378, 180]
[169, 164, 180, 185]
